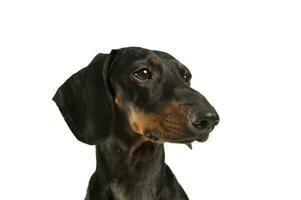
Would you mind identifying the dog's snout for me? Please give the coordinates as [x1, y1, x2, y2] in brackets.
[189, 110, 219, 130]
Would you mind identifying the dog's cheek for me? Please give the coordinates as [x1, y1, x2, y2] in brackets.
[127, 107, 160, 135]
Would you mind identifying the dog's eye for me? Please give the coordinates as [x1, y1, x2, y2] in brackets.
[183, 71, 192, 83]
[132, 68, 152, 82]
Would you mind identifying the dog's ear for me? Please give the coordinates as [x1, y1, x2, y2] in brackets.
[53, 53, 116, 145]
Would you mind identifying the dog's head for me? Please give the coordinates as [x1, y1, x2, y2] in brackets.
[53, 47, 219, 145]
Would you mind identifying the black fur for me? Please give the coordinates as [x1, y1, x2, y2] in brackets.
[53, 47, 219, 200]
[53, 54, 114, 144]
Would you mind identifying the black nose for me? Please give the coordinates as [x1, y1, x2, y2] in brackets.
[189, 110, 219, 130]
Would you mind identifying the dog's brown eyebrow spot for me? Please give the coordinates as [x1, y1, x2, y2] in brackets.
[178, 63, 186, 69]
[149, 57, 161, 65]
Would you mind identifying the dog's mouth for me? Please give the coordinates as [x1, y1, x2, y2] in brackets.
[143, 125, 214, 144]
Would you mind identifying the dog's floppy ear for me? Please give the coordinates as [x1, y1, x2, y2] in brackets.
[53, 53, 115, 145]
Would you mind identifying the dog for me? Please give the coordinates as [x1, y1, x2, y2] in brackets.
[53, 47, 219, 200]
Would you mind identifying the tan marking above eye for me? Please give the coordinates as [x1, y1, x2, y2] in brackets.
[178, 63, 186, 69]
[149, 57, 161, 65]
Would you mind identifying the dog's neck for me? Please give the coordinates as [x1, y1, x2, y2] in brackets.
[96, 133, 165, 177]
[87, 109, 190, 200]
[94, 132, 166, 199]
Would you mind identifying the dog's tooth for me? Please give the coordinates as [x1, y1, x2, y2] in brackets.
[143, 130, 152, 137]
[186, 143, 192, 150]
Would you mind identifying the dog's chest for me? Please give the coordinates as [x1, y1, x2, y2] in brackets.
[110, 182, 157, 200]
[110, 183, 128, 200]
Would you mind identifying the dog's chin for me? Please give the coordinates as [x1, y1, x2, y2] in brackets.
[166, 133, 210, 144]
[196, 133, 210, 142]
[166, 126, 213, 143]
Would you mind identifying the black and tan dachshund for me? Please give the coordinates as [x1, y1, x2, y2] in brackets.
[53, 47, 219, 200]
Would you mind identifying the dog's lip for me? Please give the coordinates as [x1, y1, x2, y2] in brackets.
[143, 129, 210, 144]
[165, 133, 210, 143]
[169, 132, 210, 143]
[143, 118, 216, 143]
[196, 133, 210, 142]
[167, 138, 198, 144]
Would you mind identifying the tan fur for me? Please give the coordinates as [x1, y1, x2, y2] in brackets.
[114, 95, 122, 108]
[149, 57, 161, 65]
[128, 101, 188, 142]
[178, 63, 186, 69]
[128, 107, 161, 135]
[114, 87, 123, 109]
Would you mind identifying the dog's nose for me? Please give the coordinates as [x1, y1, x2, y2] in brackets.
[189, 110, 219, 130]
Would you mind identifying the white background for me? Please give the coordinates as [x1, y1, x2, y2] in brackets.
[0, 0, 300, 199]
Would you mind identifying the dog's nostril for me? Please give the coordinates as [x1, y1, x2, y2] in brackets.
[213, 119, 219, 126]
[199, 120, 209, 129]
[191, 118, 209, 129]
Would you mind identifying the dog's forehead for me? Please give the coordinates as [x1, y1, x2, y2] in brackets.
[119, 47, 174, 61]
[118, 47, 153, 60]
[115, 47, 180, 70]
